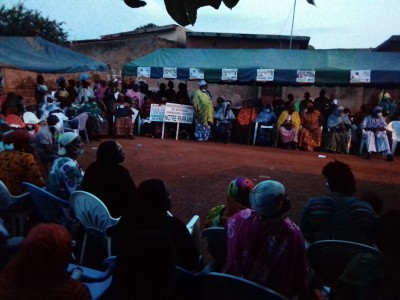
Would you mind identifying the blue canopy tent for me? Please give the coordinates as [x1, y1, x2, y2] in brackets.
[122, 48, 400, 87]
[0, 36, 110, 73]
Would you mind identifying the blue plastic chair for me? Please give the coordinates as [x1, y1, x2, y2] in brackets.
[21, 182, 70, 224]
[0, 180, 33, 236]
[190, 272, 288, 300]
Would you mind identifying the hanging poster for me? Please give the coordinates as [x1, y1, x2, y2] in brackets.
[163, 67, 177, 79]
[256, 69, 274, 81]
[296, 70, 315, 83]
[221, 68, 238, 81]
[189, 68, 204, 80]
[350, 70, 371, 83]
[137, 67, 150, 78]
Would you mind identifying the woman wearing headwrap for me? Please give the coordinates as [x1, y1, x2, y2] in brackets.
[0, 129, 46, 195]
[191, 80, 214, 141]
[223, 180, 308, 299]
[325, 106, 352, 153]
[0, 223, 91, 300]
[277, 102, 301, 149]
[46, 132, 85, 200]
[81, 140, 137, 218]
[204, 176, 255, 228]
[112, 93, 134, 139]
[213, 100, 236, 143]
[108, 179, 199, 271]
[81, 94, 108, 141]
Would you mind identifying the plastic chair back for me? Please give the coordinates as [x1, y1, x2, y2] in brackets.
[21, 182, 70, 224]
[191, 272, 288, 300]
[306, 240, 382, 286]
[70, 191, 119, 264]
[388, 121, 400, 154]
[186, 215, 201, 250]
[201, 227, 227, 270]
[64, 112, 89, 142]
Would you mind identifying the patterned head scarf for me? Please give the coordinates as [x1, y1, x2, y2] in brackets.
[227, 177, 255, 207]
[250, 180, 287, 217]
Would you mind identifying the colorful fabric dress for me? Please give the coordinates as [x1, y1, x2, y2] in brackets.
[112, 102, 134, 137]
[223, 209, 308, 299]
[81, 100, 109, 136]
[191, 89, 214, 141]
[277, 110, 301, 144]
[325, 108, 352, 153]
[298, 110, 323, 151]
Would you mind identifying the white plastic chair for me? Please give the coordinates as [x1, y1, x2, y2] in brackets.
[387, 121, 400, 155]
[64, 112, 89, 142]
[0, 180, 32, 236]
[70, 191, 119, 264]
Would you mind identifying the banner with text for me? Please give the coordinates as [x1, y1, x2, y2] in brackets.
[149, 103, 194, 124]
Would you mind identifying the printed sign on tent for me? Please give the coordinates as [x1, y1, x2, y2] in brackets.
[350, 70, 371, 83]
[137, 67, 150, 78]
[256, 69, 274, 81]
[164, 103, 194, 124]
[189, 68, 204, 80]
[221, 68, 238, 81]
[296, 70, 315, 83]
[149, 104, 165, 122]
[163, 67, 177, 79]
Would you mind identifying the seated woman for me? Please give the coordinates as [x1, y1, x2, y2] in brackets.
[233, 100, 257, 144]
[46, 132, 85, 200]
[255, 103, 277, 146]
[0, 223, 91, 299]
[213, 100, 236, 143]
[100, 230, 177, 300]
[223, 180, 308, 299]
[204, 177, 255, 228]
[325, 106, 352, 153]
[109, 179, 199, 271]
[81, 140, 137, 218]
[112, 93, 134, 140]
[34, 114, 62, 165]
[81, 96, 108, 141]
[277, 102, 301, 149]
[298, 102, 323, 151]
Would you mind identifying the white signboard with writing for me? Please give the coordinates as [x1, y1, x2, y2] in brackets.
[296, 70, 315, 83]
[350, 70, 371, 83]
[163, 67, 177, 79]
[137, 67, 150, 78]
[189, 68, 204, 80]
[149, 104, 165, 122]
[164, 103, 194, 124]
[256, 69, 274, 81]
[222, 68, 238, 81]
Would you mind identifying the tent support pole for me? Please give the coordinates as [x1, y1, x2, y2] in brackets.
[289, 0, 297, 49]
[247, 81, 257, 145]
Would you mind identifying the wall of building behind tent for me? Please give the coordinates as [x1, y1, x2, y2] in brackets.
[1, 67, 398, 113]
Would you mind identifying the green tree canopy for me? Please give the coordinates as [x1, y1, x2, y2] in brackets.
[134, 23, 157, 31]
[0, 3, 68, 44]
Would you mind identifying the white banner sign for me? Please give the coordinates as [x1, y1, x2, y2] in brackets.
[350, 70, 371, 83]
[256, 68, 274, 81]
[163, 67, 177, 79]
[137, 67, 150, 78]
[189, 68, 204, 80]
[149, 104, 165, 122]
[296, 70, 315, 83]
[164, 103, 194, 124]
[149, 103, 194, 124]
[222, 68, 238, 81]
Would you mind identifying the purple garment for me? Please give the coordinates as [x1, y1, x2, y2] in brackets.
[223, 209, 308, 299]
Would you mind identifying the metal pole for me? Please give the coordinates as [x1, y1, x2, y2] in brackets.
[289, 0, 297, 50]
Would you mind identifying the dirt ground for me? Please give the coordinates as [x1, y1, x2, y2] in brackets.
[78, 136, 400, 227]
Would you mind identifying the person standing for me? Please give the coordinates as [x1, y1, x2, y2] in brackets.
[191, 80, 214, 142]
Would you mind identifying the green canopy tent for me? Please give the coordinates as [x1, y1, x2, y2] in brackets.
[0, 36, 110, 73]
[122, 48, 400, 87]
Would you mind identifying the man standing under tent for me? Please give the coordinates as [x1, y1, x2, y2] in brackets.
[191, 80, 214, 142]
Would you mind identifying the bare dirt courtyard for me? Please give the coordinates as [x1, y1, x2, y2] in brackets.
[77, 136, 400, 227]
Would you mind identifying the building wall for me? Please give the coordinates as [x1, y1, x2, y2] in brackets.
[186, 37, 303, 49]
